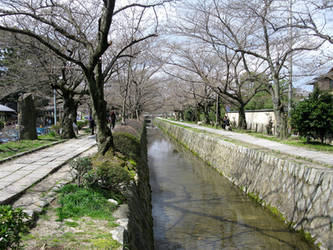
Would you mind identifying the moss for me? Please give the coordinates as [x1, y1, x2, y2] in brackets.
[90, 238, 121, 249]
[247, 191, 264, 204]
[298, 229, 319, 248]
[113, 132, 140, 162]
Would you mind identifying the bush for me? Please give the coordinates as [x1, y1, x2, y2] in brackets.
[48, 130, 56, 137]
[77, 120, 88, 130]
[85, 162, 133, 194]
[50, 122, 61, 135]
[291, 89, 333, 143]
[0, 121, 4, 130]
[70, 157, 93, 187]
[0, 205, 28, 249]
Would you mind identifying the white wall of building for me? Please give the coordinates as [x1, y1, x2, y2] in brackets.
[227, 110, 276, 134]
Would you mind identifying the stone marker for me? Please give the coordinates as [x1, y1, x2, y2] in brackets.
[18, 93, 37, 140]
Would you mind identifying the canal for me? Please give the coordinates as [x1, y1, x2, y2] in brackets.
[148, 127, 313, 250]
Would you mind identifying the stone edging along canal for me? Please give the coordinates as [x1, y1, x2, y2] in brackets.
[154, 118, 333, 249]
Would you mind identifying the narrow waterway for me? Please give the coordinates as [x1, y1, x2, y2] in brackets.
[148, 127, 313, 250]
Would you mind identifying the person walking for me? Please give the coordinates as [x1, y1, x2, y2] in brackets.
[222, 115, 230, 130]
[89, 116, 95, 135]
[110, 108, 116, 129]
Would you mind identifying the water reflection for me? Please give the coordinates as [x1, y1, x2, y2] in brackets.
[148, 127, 313, 250]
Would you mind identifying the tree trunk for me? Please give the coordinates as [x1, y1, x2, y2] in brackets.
[61, 93, 77, 139]
[271, 76, 289, 139]
[121, 98, 126, 125]
[216, 96, 222, 126]
[203, 104, 210, 124]
[238, 105, 247, 129]
[195, 104, 200, 122]
[86, 68, 113, 155]
[274, 108, 288, 139]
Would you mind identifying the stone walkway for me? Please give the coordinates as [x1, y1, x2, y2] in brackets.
[0, 135, 97, 205]
[164, 119, 333, 167]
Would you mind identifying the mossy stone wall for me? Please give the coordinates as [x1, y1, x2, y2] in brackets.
[123, 123, 154, 250]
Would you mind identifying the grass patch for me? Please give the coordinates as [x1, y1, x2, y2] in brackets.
[56, 184, 116, 221]
[64, 221, 80, 227]
[90, 236, 121, 249]
[38, 134, 61, 141]
[234, 129, 333, 152]
[0, 136, 62, 160]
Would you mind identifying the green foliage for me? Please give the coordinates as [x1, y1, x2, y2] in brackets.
[184, 107, 197, 121]
[0, 120, 4, 129]
[50, 122, 61, 136]
[0, 205, 29, 249]
[113, 132, 140, 161]
[291, 89, 333, 143]
[48, 130, 56, 137]
[56, 184, 116, 221]
[245, 91, 273, 110]
[77, 120, 88, 130]
[70, 157, 93, 187]
[298, 229, 318, 247]
[85, 162, 133, 194]
[90, 237, 121, 249]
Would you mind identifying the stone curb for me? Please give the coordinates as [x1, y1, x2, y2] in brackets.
[0, 139, 67, 165]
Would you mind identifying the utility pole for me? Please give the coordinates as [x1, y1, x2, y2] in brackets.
[215, 93, 219, 128]
[288, 0, 293, 118]
[53, 87, 57, 125]
[51, 84, 57, 125]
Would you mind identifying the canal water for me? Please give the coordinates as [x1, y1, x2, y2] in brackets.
[148, 127, 313, 250]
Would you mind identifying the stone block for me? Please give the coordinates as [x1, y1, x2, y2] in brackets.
[18, 93, 37, 140]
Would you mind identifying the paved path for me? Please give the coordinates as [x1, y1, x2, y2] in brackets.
[0, 135, 96, 205]
[164, 119, 333, 166]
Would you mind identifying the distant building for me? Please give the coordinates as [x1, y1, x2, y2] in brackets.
[308, 67, 333, 95]
[0, 104, 17, 122]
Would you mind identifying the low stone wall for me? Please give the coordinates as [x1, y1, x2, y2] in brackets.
[122, 122, 154, 250]
[155, 119, 333, 249]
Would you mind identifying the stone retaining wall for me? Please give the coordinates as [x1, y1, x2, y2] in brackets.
[123, 123, 154, 250]
[155, 119, 333, 249]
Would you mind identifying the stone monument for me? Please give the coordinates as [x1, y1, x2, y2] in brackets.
[18, 93, 37, 140]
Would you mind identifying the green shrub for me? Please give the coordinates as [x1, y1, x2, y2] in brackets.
[77, 120, 88, 130]
[291, 89, 333, 143]
[48, 130, 56, 137]
[0, 121, 4, 130]
[50, 122, 61, 135]
[85, 162, 132, 194]
[70, 157, 93, 187]
[0, 205, 29, 249]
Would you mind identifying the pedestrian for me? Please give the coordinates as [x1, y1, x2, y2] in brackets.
[222, 115, 230, 130]
[89, 116, 95, 135]
[72, 122, 78, 136]
[110, 107, 116, 129]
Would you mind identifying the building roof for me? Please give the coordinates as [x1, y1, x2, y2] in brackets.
[0, 104, 16, 113]
[307, 67, 333, 85]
